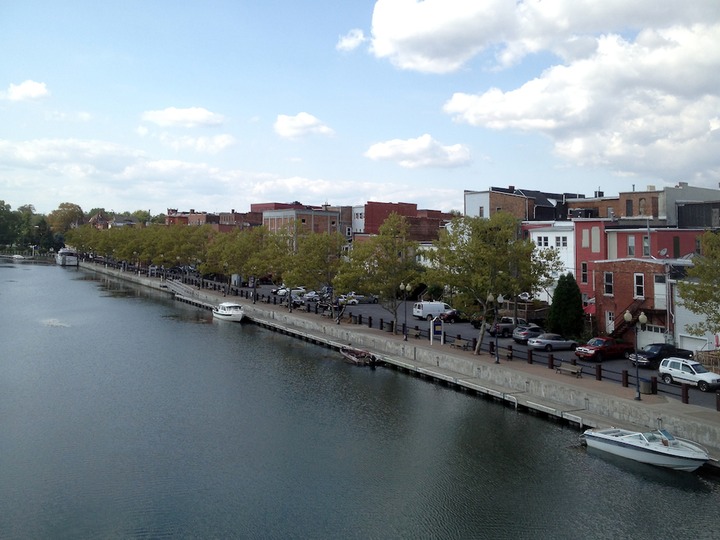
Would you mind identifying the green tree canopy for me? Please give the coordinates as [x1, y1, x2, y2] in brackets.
[426, 212, 564, 352]
[546, 273, 585, 338]
[334, 213, 421, 330]
[677, 232, 720, 336]
[47, 202, 85, 233]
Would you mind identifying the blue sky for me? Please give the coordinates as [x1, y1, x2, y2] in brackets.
[2, 1, 719, 215]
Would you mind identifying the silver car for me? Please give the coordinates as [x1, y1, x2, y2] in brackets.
[527, 333, 578, 352]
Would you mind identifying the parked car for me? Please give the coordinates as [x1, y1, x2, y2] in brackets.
[575, 337, 634, 362]
[488, 317, 528, 338]
[659, 357, 720, 392]
[337, 295, 358, 305]
[440, 309, 472, 323]
[303, 291, 321, 302]
[347, 292, 379, 304]
[277, 286, 306, 297]
[527, 333, 578, 351]
[512, 324, 544, 344]
[629, 343, 694, 369]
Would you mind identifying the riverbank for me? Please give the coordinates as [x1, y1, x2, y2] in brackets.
[82, 262, 720, 467]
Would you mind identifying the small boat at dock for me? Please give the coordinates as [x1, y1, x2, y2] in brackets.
[212, 302, 245, 322]
[340, 346, 379, 367]
[582, 427, 713, 472]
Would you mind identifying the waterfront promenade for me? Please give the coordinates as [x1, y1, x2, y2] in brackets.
[82, 263, 720, 466]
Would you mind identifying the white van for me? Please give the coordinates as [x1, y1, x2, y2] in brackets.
[412, 301, 452, 321]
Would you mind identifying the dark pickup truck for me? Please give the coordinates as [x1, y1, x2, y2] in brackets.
[629, 343, 694, 369]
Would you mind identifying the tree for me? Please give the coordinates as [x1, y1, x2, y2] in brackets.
[545, 273, 584, 338]
[677, 232, 720, 336]
[427, 213, 563, 353]
[47, 202, 84, 233]
[0, 201, 20, 246]
[283, 231, 346, 292]
[334, 213, 421, 331]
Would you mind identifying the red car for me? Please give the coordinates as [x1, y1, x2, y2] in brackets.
[575, 337, 634, 362]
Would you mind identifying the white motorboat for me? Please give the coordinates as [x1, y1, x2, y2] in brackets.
[582, 427, 712, 472]
[339, 346, 379, 367]
[212, 302, 245, 322]
[55, 247, 79, 267]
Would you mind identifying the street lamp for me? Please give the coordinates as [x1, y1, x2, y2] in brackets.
[624, 310, 648, 401]
[400, 282, 412, 340]
[487, 293, 504, 364]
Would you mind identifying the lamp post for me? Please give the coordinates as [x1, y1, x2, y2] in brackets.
[487, 293, 504, 364]
[624, 310, 647, 401]
[400, 282, 412, 340]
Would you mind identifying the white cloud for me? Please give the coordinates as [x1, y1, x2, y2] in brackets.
[443, 24, 720, 181]
[158, 133, 236, 154]
[2, 80, 50, 101]
[336, 29, 367, 51]
[365, 134, 471, 168]
[369, 0, 720, 72]
[141, 106, 225, 127]
[274, 112, 334, 138]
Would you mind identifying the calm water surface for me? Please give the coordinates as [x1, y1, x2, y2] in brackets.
[1, 263, 719, 539]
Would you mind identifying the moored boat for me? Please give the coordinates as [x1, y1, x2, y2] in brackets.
[212, 302, 245, 322]
[582, 427, 712, 472]
[340, 346, 379, 367]
[55, 247, 79, 267]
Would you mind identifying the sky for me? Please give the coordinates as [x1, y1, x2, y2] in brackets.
[2, 1, 719, 216]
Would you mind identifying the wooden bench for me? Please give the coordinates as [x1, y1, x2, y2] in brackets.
[451, 338, 471, 351]
[555, 361, 583, 378]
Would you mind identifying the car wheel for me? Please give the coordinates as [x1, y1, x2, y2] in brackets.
[662, 374, 673, 384]
[698, 381, 709, 392]
[427, 315, 433, 321]
[569, 343, 577, 350]
[501, 329, 510, 338]
[545, 344, 553, 352]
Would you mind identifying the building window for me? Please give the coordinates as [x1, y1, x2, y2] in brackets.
[537, 236, 549, 247]
[591, 226, 601, 253]
[582, 229, 590, 248]
[626, 200, 633, 217]
[478, 207, 484, 218]
[581, 262, 588, 284]
[604, 272, 613, 295]
[643, 235, 650, 256]
[555, 236, 567, 248]
[634, 273, 645, 298]
[628, 236, 635, 256]
[639, 198, 646, 215]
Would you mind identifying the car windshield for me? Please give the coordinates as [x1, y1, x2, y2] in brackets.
[692, 364, 709, 374]
[587, 338, 604, 346]
[642, 344, 661, 353]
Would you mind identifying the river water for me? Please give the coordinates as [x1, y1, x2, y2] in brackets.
[1, 263, 719, 540]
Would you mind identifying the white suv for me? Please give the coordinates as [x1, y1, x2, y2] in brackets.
[659, 357, 720, 392]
